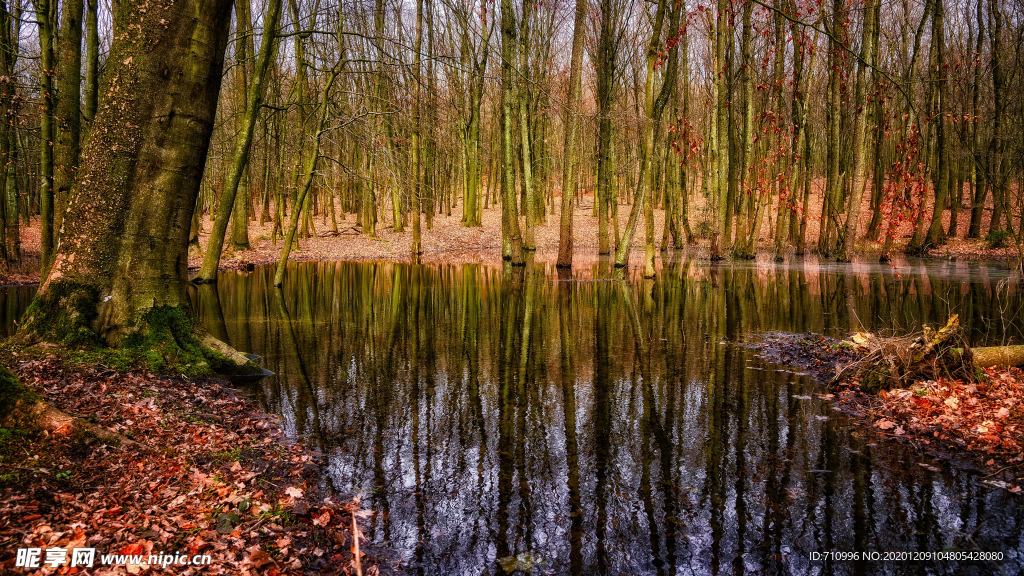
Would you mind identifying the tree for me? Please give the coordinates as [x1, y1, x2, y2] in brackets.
[0, 0, 19, 268]
[53, 0, 83, 238]
[552, 0, 585, 268]
[499, 0, 525, 264]
[840, 0, 879, 261]
[710, 0, 731, 260]
[195, 0, 284, 283]
[19, 0, 252, 372]
[34, 0, 55, 271]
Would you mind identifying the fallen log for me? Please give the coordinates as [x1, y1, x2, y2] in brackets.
[972, 344, 1024, 368]
[836, 315, 1024, 393]
[837, 315, 975, 393]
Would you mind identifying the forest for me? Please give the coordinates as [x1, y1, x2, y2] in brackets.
[0, 0, 1021, 281]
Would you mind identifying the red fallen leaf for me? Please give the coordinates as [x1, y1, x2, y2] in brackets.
[875, 419, 896, 430]
[119, 542, 144, 555]
[313, 509, 331, 527]
[978, 434, 1001, 444]
[21, 514, 42, 522]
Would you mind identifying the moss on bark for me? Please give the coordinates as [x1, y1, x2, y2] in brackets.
[20, 281, 101, 347]
[18, 281, 261, 378]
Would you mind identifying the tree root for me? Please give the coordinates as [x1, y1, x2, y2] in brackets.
[834, 315, 976, 393]
[1, 365, 149, 452]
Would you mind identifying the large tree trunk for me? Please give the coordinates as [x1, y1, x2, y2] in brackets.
[20, 0, 243, 371]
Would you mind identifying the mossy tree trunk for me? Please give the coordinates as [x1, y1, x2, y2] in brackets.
[0, 0, 18, 268]
[19, 0, 238, 363]
[499, 0, 525, 265]
[34, 0, 55, 271]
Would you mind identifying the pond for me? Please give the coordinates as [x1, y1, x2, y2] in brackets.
[4, 258, 1024, 575]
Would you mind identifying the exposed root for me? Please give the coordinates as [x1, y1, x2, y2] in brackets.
[833, 315, 976, 393]
[0, 365, 146, 451]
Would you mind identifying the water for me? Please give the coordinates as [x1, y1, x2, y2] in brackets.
[4, 258, 1024, 574]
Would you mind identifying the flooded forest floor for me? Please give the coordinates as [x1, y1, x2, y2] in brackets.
[0, 344, 374, 575]
[757, 333, 1024, 493]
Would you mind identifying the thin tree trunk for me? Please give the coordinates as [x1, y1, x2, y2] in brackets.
[53, 0, 83, 238]
[556, 0, 586, 267]
[194, 0, 282, 282]
[839, 0, 878, 261]
[499, 0, 524, 264]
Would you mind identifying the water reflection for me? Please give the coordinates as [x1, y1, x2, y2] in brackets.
[180, 259, 1024, 575]
[3, 259, 1023, 574]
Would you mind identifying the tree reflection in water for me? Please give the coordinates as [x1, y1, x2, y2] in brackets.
[174, 258, 1022, 575]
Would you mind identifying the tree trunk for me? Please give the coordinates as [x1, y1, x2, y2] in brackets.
[194, 0, 283, 282]
[20, 0, 245, 372]
[839, 0, 878, 261]
[53, 0, 83, 239]
[555, 0, 586, 267]
[83, 0, 99, 121]
[499, 0, 524, 264]
[229, 0, 254, 251]
[924, 0, 948, 248]
[595, 0, 614, 256]
[517, 0, 536, 251]
[0, 1, 18, 267]
[711, 0, 730, 260]
[35, 0, 55, 271]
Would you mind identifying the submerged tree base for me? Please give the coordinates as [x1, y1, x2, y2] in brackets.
[16, 281, 261, 378]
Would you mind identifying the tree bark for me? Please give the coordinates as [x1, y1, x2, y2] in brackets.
[20, 0, 240, 366]
[555, 0, 586, 267]
[34, 0, 55, 271]
[499, 0, 524, 264]
[839, 0, 878, 261]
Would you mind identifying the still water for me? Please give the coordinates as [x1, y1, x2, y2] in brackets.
[4, 258, 1024, 575]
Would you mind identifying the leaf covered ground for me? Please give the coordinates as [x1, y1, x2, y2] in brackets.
[758, 334, 1024, 492]
[0, 349, 375, 575]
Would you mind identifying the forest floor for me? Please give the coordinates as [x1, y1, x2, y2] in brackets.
[0, 344, 375, 575]
[757, 333, 1024, 493]
[2, 188, 1021, 286]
